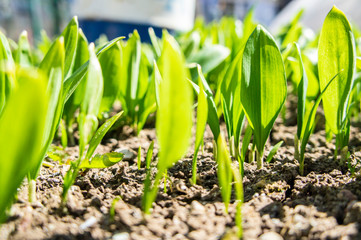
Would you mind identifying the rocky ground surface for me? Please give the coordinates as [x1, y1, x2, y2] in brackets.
[1, 113, 361, 240]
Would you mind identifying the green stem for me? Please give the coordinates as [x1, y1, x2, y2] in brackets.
[191, 148, 198, 185]
[256, 149, 263, 169]
[143, 169, 164, 214]
[294, 135, 300, 162]
[299, 155, 304, 176]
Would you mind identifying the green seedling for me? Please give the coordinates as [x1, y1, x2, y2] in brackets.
[293, 42, 308, 163]
[142, 140, 155, 210]
[216, 134, 233, 212]
[62, 111, 123, 202]
[0, 68, 47, 222]
[240, 25, 287, 169]
[297, 72, 341, 175]
[188, 67, 220, 140]
[0, 31, 16, 116]
[63, 29, 90, 146]
[27, 19, 123, 201]
[145, 141, 154, 170]
[142, 31, 193, 214]
[217, 133, 244, 239]
[78, 43, 103, 157]
[231, 163, 243, 239]
[28, 36, 65, 202]
[99, 41, 122, 114]
[119, 30, 156, 133]
[191, 66, 208, 185]
[318, 6, 356, 164]
[220, 46, 245, 170]
[266, 141, 284, 163]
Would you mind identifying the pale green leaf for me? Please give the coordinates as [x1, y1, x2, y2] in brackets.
[85, 111, 123, 160]
[0, 69, 47, 222]
[241, 25, 287, 158]
[318, 6, 355, 134]
[15, 31, 32, 67]
[216, 134, 233, 213]
[187, 45, 230, 74]
[156, 32, 193, 170]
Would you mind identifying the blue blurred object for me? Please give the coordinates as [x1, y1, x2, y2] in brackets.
[198, 0, 219, 22]
[78, 19, 164, 43]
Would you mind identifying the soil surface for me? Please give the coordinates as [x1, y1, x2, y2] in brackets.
[1, 113, 361, 240]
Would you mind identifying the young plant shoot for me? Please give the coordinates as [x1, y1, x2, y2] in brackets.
[62, 43, 123, 202]
[217, 134, 243, 238]
[142, 31, 193, 214]
[240, 25, 287, 169]
[318, 6, 356, 164]
[191, 65, 208, 185]
[0, 69, 47, 222]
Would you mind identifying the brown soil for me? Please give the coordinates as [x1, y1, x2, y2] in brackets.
[1, 117, 361, 240]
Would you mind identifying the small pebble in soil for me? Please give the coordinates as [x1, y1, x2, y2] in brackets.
[115, 148, 136, 161]
[80, 216, 97, 230]
[112, 232, 130, 240]
[259, 231, 284, 240]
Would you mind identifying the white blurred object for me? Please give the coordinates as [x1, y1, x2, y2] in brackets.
[71, 0, 196, 31]
[270, 0, 361, 33]
[234, 0, 277, 26]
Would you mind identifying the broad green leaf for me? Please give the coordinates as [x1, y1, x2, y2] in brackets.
[0, 31, 16, 115]
[79, 152, 123, 169]
[187, 45, 230, 75]
[143, 32, 193, 214]
[156, 32, 193, 170]
[15, 31, 32, 67]
[241, 25, 287, 162]
[220, 47, 246, 152]
[318, 6, 355, 134]
[137, 67, 157, 133]
[62, 37, 123, 104]
[99, 42, 122, 113]
[119, 30, 142, 118]
[294, 43, 308, 139]
[61, 16, 79, 77]
[28, 37, 65, 180]
[63, 29, 90, 126]
[0, 69, 47, 222]
[85, 111, 123, 160]
[79, 43, 104, 156]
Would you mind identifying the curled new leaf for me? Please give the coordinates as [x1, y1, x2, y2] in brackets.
[79, 152, 124, 169]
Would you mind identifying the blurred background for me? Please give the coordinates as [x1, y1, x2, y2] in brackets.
[0, 0, 359, 44]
